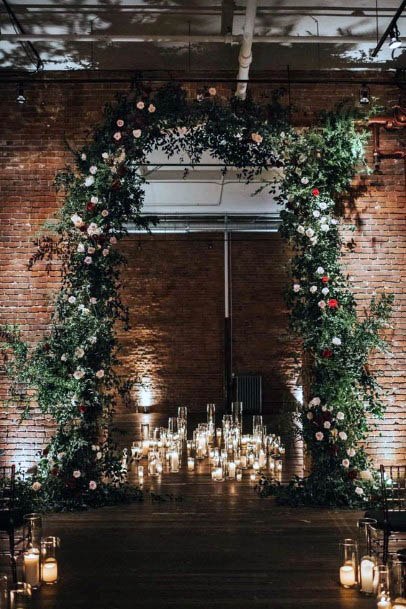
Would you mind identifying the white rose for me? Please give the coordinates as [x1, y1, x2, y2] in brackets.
[84, 256, 92, 265]
[132, 129, 142, 138]
[318, 300, 326, 309]
[89, 165, 97, 175]
[297, 225, 305, 235]
[102, 248, 109, 257]
[61, 354, 67, 362]
[68, 295, 76, 304]
[110, 236, 117, 245]
[355, 487, 364, 496]
[347, 448, 356, 457]
[71, 213, 84, 228]
[74, 347, 85, 359]
[87, 247, 95, 254]
[87, 222, 101, 236]
[323, 421, 331, 429]
[102, 152, 109, 159]
[82, 308, 90, 315]
[310, 286, 317, 294]
[342, 459, 350, 468]
[73, 470, 81, 479]
[91, 196, 99, 204]
[332, 337, 342, 346]
[320, 223, 330, 232]
[77, 243, 85, 253]
[336, 412, 345, 420]
[96, 451, 102, 460]
[89, 481, 97, 490]
[305, 228, 315, 238]
[96, 369, 105, 379]
[306, 412, 313, 420]
[90, 297, 97, 304]
[136, 101, 145, 109]
[316, 266, 324, 274]
[84, 176, 94, 187]
[148, 104, 156, 113]
[89, 336, 97, 344]
[321, 287, 329, 295]
[81, 153, 87, 161]
[293, 284, 301, 293]
[101, 210, 109, 217]
[315, 432, 324, 441]
[309, 397, 321, 407]
[339, 431, 348, 441]
[301, 177, 309, 185]
[331, 218, 338, 225]
[309, 237, 318, 245]
[32, 481, 42, 491]
[73, 369, 85, 380]
[313, 210, 321, 218]
[319, 202, 327, 210]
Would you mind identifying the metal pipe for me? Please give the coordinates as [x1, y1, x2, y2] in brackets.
[0, 33, 380, 44]
[235, 0, 257, 99]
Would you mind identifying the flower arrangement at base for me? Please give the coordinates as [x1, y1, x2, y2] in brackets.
[0, 83, 392, 509]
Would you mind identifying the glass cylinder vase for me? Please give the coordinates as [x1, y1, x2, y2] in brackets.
[339, 539, 358, 588]
[390, 556, 406, 608]
[9, 582, 32, 609]
[23, 547, 40, 589]
[23, 514, 42, 549]
[40, 537, 59, 585]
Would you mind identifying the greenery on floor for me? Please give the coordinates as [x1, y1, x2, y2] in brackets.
[0, 82, 392, 509]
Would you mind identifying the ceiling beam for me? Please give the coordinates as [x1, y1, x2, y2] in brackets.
[0, 33, 380, 44]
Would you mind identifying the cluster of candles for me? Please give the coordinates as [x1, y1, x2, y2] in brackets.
[339, 520, 406, 608]
[0, 514, 60, 609]
[127, 403, 285, 484]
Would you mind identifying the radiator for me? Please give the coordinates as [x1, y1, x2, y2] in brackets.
[234, 374, 262, 414]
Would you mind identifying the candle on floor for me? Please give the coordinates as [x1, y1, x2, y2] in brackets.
[9, 583, 32, 609]
[236, 468, 242, 482]
[250, 473, 256, 482]
[211, 467, 223, 481]
[228, 462, 236, 479]
[138, 465, 144, 480]
[377, 596, 392, 609]
[41, 558, 58, 585]
[170, 451, 179, 472]
[187, 457, 195, 471]
[339, 565, 356, 588]
[23, 548, 40, 588]
[360, 557, 375, 594]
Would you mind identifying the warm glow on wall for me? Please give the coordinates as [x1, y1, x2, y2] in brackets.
[139, 377, 154, 410]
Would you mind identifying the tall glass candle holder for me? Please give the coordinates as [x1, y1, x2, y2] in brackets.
[207, 404, 216, 426]
[252, 415, 263, 434]
[23, 547, 40, 589]
[389, 557, 406, 607]
[23, 514, 42, 549]
[40, 537, 59, 585]
[339, 539, 358, 588]
[231, 402, 243, 425]
[9, 582, 32, 609]
[0, 575, 7, 609]
[141, 423, 150, 440]
[168, 417, 178, 434]
[374, 565, 390, 598]
[358, 517, 378, 595]
[178, 406, 188, 420]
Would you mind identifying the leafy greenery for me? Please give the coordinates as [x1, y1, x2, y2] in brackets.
[0, 83, 392, 509]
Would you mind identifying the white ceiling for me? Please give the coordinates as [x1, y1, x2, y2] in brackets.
[0, 0, 405, 72]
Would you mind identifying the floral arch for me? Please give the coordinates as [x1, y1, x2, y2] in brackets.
[1, 82, 392, 510]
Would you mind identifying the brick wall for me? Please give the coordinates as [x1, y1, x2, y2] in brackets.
[0, 71, 404, 469]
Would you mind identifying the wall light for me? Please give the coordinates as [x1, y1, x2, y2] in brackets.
[389, 25, 402, 50]
[359, 83, 370, 105]
[16, 82, 26, 104]
[139, 377, 154, 411]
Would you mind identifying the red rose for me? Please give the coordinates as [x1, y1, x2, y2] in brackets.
[321, 275, 330, 284]
[312, 188, 320, 196]
[322, 348, 333, 358]
[79, 224, 88, 233]
[51, 467, 59, 477]
[86, 202, 96, 212]
[327, 298, 339, 309]
[348, 469, 358, 480]
[111, 179, 121, 190]
[79, 404, 87, 413]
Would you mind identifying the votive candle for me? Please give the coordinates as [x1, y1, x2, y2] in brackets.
[340, 565, 356, 588]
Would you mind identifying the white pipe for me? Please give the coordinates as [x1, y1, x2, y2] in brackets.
[224, 230, 229, 319]
[235, 0, 258, 100]
[0, 33, 379, 44]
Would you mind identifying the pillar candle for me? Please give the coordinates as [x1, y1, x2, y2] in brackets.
[360, 558, 375, 594]
[187, 458, 195, 471]
[24, 551, 40, 587]
[228, 462, 236, 479]
[340, 565, 356, 587]
[41, 558, 58, 584]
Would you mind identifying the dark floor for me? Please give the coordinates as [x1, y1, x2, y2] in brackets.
[3, 413, 377, 608]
